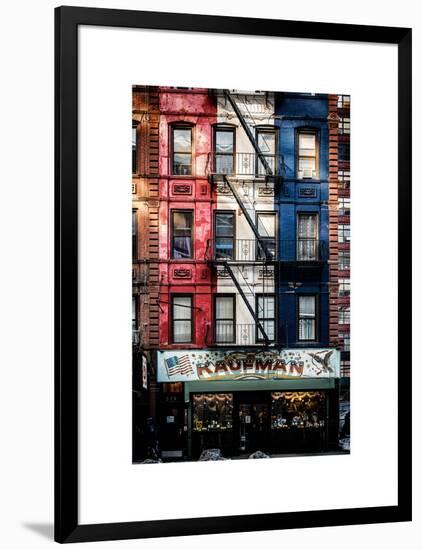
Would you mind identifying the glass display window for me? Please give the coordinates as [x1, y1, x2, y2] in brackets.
[271, 391, 326, 430]
[192, 393, 233, 432]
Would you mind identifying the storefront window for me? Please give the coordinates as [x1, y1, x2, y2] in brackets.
[192, 393, 233, 432]
[271, 391, 326, 429]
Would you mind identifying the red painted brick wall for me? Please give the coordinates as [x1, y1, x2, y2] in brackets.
[157, 88, 217, 349]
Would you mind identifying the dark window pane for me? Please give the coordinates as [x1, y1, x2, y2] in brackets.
[339, 143, 350, 162]
[173, 154, 192, 175]
[257, 240, 276, 260]
[172, 211, 193, 258]
[132, 296, 137, 329]
[215, 239, 234, 259]
[215, 213, 234, 237]
[215, 213, 234, 259]
[173, 237, 192, 258]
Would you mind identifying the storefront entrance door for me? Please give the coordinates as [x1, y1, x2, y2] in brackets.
[237, 393, 271, 454]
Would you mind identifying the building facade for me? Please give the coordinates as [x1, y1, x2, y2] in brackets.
[336, 94, 351, 445]
[132, 86, 161, 459]
[132, 87, 346, 462]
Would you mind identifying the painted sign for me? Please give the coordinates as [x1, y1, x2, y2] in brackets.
[157, 349, 340, 382]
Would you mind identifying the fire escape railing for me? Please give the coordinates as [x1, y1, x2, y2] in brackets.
[206, 238, 327, 263]
[220, 262, 270, 346]
[206, 151, 283, 178]
[213, 323, 273, 346]
[205, 238, 277, 262]
[224, 90, 274, 177]
[206, 91, 286, 347]
[220, 175, 274, 262]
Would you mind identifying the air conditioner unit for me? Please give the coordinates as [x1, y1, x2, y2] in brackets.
[301, 168, 315, 179]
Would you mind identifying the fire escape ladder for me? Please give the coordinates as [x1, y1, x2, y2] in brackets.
[223, 90, 273, 177]
[222, 262, 270, 346]
[222, 175, 272, 261]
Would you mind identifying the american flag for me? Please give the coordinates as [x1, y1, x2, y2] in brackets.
[165, 355, 193, 377]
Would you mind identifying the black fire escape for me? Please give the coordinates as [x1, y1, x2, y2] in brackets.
[206, 90, 284, 348]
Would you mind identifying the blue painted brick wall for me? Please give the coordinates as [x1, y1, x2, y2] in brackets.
[275, 93, 330, 347]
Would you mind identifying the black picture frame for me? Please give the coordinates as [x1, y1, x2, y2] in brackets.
[55, 6, 412, 543]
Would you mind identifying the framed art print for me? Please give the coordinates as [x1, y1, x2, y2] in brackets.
[55, 6, 412, 543]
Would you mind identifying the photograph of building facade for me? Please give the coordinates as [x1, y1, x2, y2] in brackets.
[132, 86, 350, 462]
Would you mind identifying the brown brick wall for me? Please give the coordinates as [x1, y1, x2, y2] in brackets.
[132, 87, 160, 350]
[328, 95, 340, 349]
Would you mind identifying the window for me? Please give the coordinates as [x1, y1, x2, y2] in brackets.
[257, 295, 275, 342]
[298, 295, 317, 341]
[338, 117, 350, 135]
[215, 212, 235, 260]
[132, 296, 137, 330]
[132, 126, 137, 173]
[338, 198, 351, 216]
[132, 209, 137, 259]
[339, 278, 350, 297]
[339, 332, 350, 351]
[271, 391, 326, 430]
[338, 143, 350, 162]
[256, 130, 276, 175]
[256, 212, 276, 260]
[339, 306, 350, 324]
[297, 213, 318, 260]
[215, 127, 235, 174]
[215, 295, 235, 343]
[172, 127, 192, 175]
[339, 251, 350, 271]
[172, 295, 193, 343]
[338, 224, 351, 243]
[297, 130, 318, 179]
[193, 393, 233, 432]
[337, 95, 351, 109]
[340, 360, 351, 377]
[171, 210, 193, 259]
[338, 170, 351, 189]
[132, 296, 139, 345]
